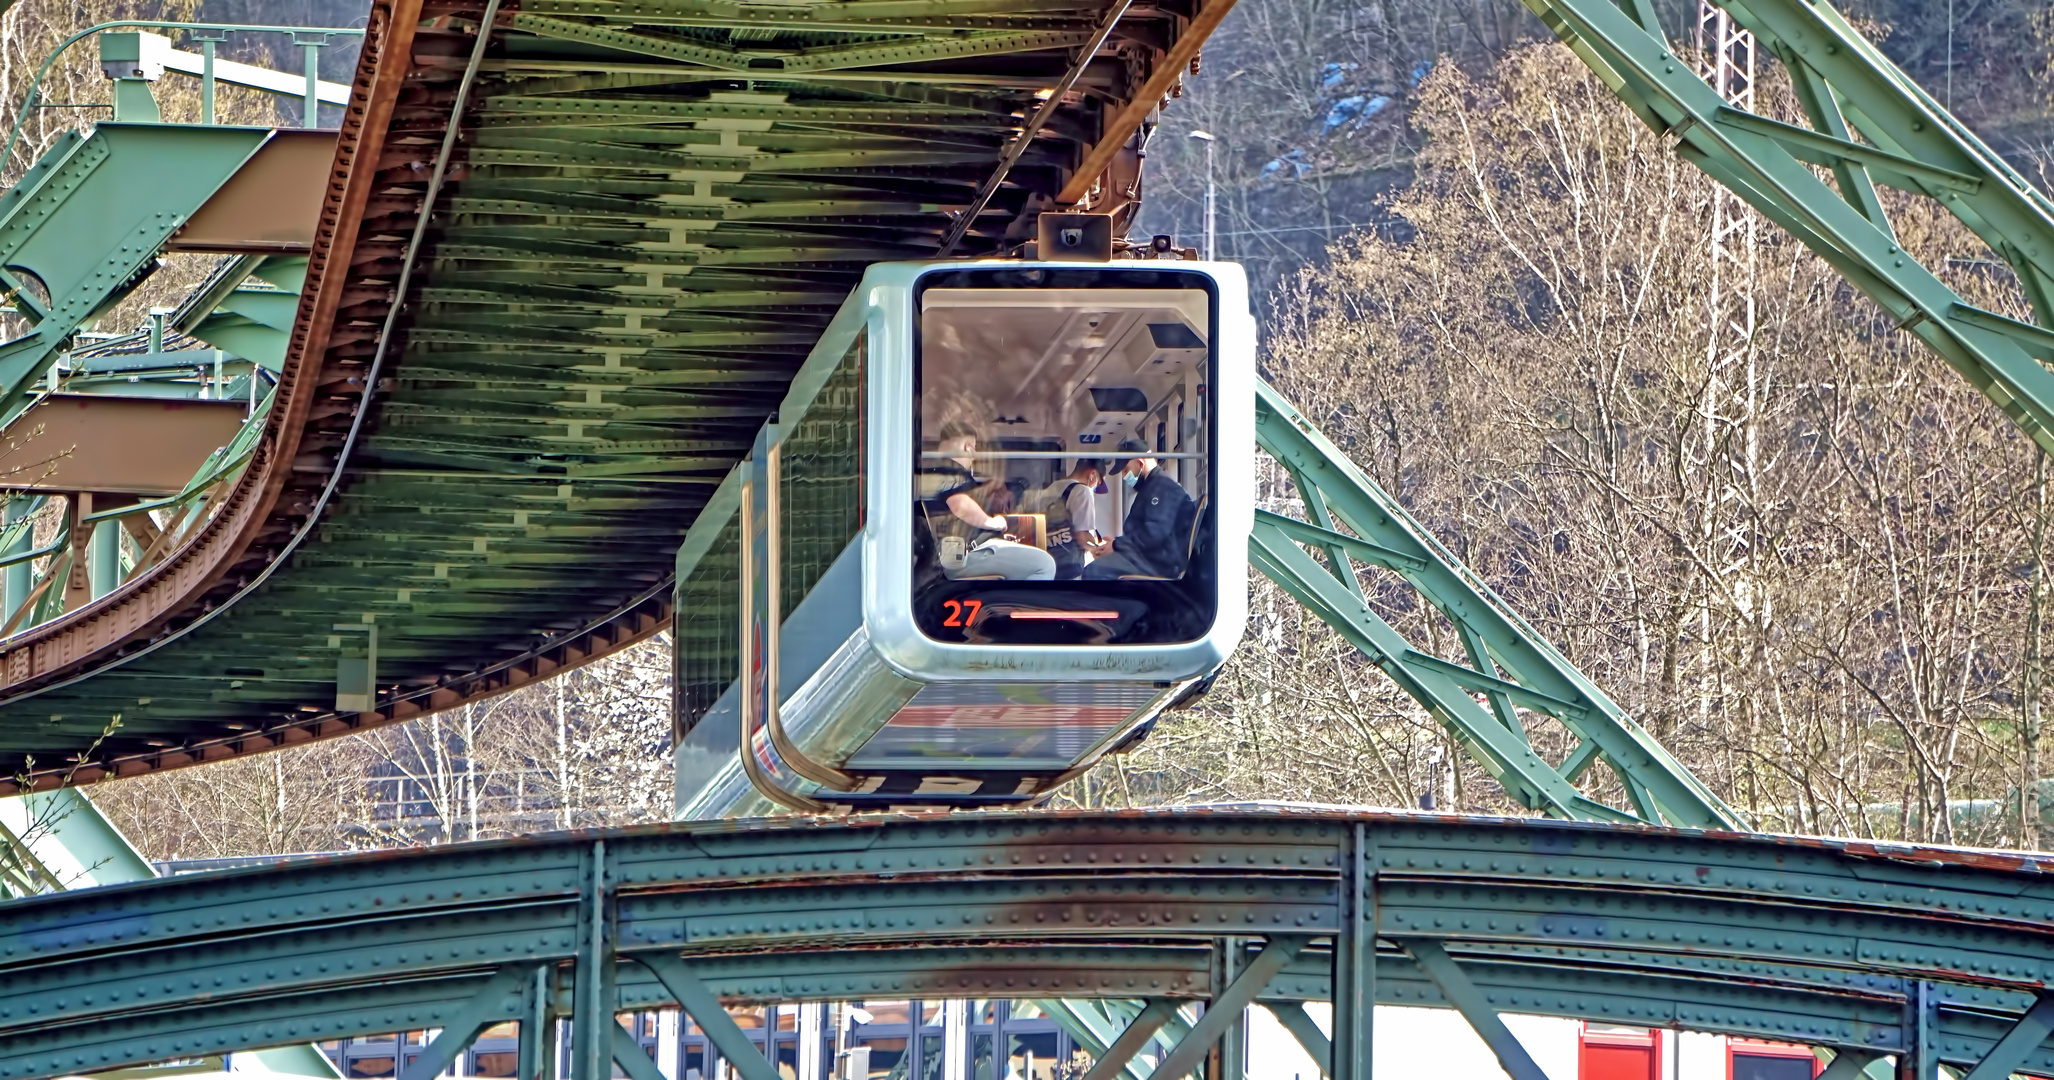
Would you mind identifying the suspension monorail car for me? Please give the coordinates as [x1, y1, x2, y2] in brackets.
[673, 260, 1253, 815]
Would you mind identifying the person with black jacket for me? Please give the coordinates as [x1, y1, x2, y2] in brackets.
[1083, 440, 1196, 580]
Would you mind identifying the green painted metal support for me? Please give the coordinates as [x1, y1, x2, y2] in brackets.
[1815, 1050, 1884, 1080]
[1908, 981, 1938, 1080]
[638, 953, 785, 1080]
[610, 1023, 666, 1080]
[0, 124, 271, 424]
[3, 496, 32, 622]
[1252, 379, 1743, 828]
[1077, 999, 1181, 1080]
[1331, 822, 1373, 1080]
[398, 966, 538, 1080]
[1398, 939, 1553, 1080]
[572, 840, 617, 1080]
[1519, 0, 2054, 455]
[519, 966, 557, 1080]
[1036, 1000, 1161, 1080]
[1260, 1004, 1332, 1076]
[1214, 939, 1247, 1080]
[0, 787, 342, 1077]
[1147, 936, 1308, 1080]
[87, 516, 118, 600]
[15, 810, 2054, 1079]
[1960, 993, 2054, 1080]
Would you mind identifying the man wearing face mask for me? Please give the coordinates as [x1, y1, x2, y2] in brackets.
[1082, 439, 1197, 580]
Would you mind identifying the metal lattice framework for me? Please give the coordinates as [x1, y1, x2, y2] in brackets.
[0, 0, 1221, 790]
[1520, 0, 2054, 448]
[13, 809, 2054, 1080]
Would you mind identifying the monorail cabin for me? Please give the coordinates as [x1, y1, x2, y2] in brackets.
[673, 261, 1253, 817]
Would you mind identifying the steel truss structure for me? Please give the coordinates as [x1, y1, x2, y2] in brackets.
[1521, 0, 2054, 453]
[1251, 383, 1743, 829]
[12, 0, 2054, 1075]
[14, 809, 2054, 1080]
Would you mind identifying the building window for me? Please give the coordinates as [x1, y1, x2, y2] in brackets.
[1728, 1040, 1822, 1080]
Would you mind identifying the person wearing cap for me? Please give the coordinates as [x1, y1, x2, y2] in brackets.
[1025, 458, 1106, 580]
[1083, 439, 1196, 580]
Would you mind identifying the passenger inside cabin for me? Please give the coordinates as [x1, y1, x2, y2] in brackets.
[918, 421, 1056, 580]
[1083, 440, 1196, 580]
[1025, 459, 1106, 580]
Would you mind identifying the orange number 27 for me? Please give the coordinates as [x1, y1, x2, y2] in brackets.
[942, 599, 984, 627]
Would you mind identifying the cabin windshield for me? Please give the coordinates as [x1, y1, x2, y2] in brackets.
[913, 268, 1216, 646]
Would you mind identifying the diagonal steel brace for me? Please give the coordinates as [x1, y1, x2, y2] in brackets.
[1399, 939, 1554, 1080]
[636, 952, 784, 1080]
[1147, 935, 1311, 1080]
[398, 964, 538, 1080]
[1078, 998, 1182, 1080]
[1260, 1002, 1332, 1075]
[1960, 990, 2054, 1080]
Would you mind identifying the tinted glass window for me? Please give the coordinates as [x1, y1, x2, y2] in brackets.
[913, 268, 1216, 646]
[1732, 1054, 1815, 1080]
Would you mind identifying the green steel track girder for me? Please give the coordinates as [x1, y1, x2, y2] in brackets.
[1523, 0, 2054, 452]
[1251, 379, 1744, 830]
[12, 811, 2054, 1079]
[0, 0, 1212, 786]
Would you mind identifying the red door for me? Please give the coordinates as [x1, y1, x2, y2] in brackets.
[1580, 1024, 1660, 1080]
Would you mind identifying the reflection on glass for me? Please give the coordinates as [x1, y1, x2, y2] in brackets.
[913, 274, 1216, 648]
[860, 1036, 906, 1080]
[919, 1034, 945, 1080]
[777, 1006, 799, 1032]
[685, 1046, 706, 1080]
[862, 1001, 913, 1027]
[1008, 1032, 1058, 1080]
[777, 1042, 798, 1080]
[732, 1007, 768, 1029]
[473, 1052, 517, 1078]
[347, 1057, 395, 1079]
[970, 1034, 995, 1080]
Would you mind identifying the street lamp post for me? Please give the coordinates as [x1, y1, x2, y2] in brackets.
[1188, 129, 1216, 260]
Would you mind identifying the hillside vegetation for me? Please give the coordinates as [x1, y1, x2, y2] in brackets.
[1088, 21, 2054, 848]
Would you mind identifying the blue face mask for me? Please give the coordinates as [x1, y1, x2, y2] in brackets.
[1122, 470, 1140, 489]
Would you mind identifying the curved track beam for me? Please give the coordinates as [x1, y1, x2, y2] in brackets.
[6, 809, 2054, 1078]
[0, 0, 1220, 790]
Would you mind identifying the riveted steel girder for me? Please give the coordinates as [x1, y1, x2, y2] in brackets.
[9, 810, 2054, 1079]
[0, 0, 1220, 786]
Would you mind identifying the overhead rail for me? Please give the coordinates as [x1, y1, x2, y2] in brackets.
[0, 0, 1232, 792]
[7, 809, 2054, 1080]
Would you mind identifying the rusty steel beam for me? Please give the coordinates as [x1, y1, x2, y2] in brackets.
[0, 395, 249, 496]
[10, 810, 2054, 1079]
[165, 129, 335, 254]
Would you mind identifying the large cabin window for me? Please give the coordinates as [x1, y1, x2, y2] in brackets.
[912, 267, 1216, 646]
